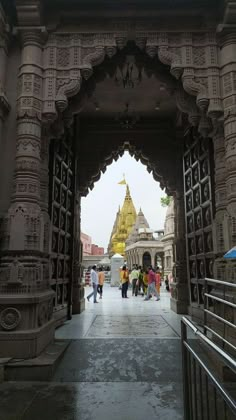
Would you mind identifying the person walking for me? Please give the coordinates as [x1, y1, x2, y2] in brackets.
[138, 266, 144, 296]
[120, 265, 129, 298]
[97, 267, 105, 299]
[87, 265, 99, 303]
[130, 265, 139, 296]
[144, 266, 160, 301]
[143, 270, 148, 296]
[155, 267, 161, 297]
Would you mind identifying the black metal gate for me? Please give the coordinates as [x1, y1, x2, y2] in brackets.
[184, 129, 215, 322]
[49, 132, 75, 325]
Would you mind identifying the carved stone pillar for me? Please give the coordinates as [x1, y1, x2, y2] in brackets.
[72, 194, 85, 314]
[138, 250, 142, 267]
[40, 127, 50, 254]
[161, 255, 165, 273]
[151, 250, 155, 269]
[220, 33, 236, 282]
[212, 123, 228, 280]
[215, 33, 236, 348]
[0, 5, 10, 141]
[171, 190, 189, 314]
[0, 30, 54, 358]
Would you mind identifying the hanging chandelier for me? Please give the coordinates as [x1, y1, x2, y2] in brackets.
[116, 103, 139, 129]
[114, 55, 142, 89]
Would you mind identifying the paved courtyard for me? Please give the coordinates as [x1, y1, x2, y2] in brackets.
[0, 285, 184, 420]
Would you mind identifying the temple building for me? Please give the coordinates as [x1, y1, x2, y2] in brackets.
[162, 199, 175, 277]
[0, 8, 235, 412]
[108, 187, 175, 273]
[126, 208, 152, 246]
[109, 185, 137, 256]
[125, 208, 164, 269]
[107, 207, 120, 256]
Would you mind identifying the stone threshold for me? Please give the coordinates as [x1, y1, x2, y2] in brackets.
[0, 340, 70, 382]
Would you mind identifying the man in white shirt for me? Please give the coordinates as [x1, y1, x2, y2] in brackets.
[87, 265, 99, 303]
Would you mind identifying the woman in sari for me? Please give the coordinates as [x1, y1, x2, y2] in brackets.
[155, 267, 161, 296]
[142, 269, 148, 295]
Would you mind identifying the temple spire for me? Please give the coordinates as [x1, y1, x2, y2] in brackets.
[126, 207, 152, 246]
[107, 206, 121, 256]
[111, 184, 137, 255]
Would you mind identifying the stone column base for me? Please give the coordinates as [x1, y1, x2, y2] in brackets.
[0, 319, 55, 358]
[170, 282, 189, 314]
[72, 298, 85, 314]
[0, 288, 55, 358]
[170, 297, 188, 314]
[72, 283, 85, 314]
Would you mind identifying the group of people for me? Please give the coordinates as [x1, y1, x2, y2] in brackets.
[120, 265, 161, 301]
[86, 266, 105, 303]
[86, 264, 164, 304]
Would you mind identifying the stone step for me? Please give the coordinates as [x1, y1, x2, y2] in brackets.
[1, 340, 70, 382]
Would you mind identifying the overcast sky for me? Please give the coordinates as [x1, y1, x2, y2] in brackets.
[81, 151, 168, 251]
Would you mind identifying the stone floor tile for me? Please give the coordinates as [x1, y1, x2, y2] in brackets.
[15, 382, 183, 420]
[53, 338, 182, 383]
[0, 286, 184, 420]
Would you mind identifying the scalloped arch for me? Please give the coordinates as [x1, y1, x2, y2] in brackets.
[79, 141, 173, 197]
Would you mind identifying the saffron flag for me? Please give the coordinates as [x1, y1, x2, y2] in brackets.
[118, 179, 126, 185]
[118, 174, 126, 185]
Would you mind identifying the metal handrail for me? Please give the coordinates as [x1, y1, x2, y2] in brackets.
[204, 292, 236, 308]
[204, 277, 236, 344]
[183, 340, 236, 414]
[204, 325, 236, 353]
[181, 317, 236, 420]
[205, 277, 236, 288]
[182, 317, 236, 372]
[204, 309, 236, 330]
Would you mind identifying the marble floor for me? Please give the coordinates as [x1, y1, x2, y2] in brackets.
[0, 285, 185, 420]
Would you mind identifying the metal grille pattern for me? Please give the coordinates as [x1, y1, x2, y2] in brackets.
[182, 317, 236, 420]
[184, 130, 214, 310]
[49, 135, 74, 322]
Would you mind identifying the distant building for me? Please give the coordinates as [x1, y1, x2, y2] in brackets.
[81, 232, 92, 256]
[125, 208, 164, 269]
[108, 190, 175, 276]
[161, 199, 175, 277]
[91, 244, 104, 255]
[81, 232, 104, 256]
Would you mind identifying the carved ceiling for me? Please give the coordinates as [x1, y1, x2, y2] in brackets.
[66, 43, 185, 196]
[70, 43, 178, 121]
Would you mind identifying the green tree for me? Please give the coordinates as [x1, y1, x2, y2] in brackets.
[160, 195, 172, 207]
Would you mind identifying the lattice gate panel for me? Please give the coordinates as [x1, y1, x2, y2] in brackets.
[49, 133, 74, 324]
[184, 130, 215, 321]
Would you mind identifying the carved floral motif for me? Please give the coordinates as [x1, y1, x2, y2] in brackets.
[0, 307, 21, 330]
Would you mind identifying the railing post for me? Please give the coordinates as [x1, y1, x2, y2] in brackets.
[203, 278, 208, 335]
[181, 320, 191, 420]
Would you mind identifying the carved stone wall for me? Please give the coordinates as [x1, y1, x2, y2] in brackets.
[0, 17, 54, 356]
[171, 161, 189, 314]
[1, 0, 236, 357]
[0, 4, 10, 132]
[42, 33, 123, 122]
[212, 123, 228, 280]
[220, 32, 236, 281]
[138, 31, 222, 122]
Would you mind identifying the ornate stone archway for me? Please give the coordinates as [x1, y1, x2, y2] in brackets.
[0, 0, 236, 358]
